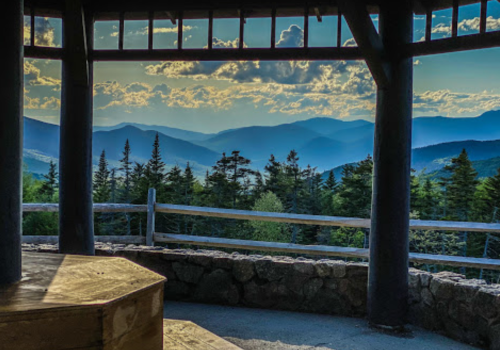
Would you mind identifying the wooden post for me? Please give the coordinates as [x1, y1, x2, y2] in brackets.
[59, 0, 95, 255]
[368, 1, 413, 328]
[146, 188, 156, 246]
[0, 0, 23, 284]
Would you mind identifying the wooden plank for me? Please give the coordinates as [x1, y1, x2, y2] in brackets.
[410, 252, 500, 271]
[154, 233, 371, 259]
[22, 203, 148, 213]
[155, 233, 500, 270]
[163, 320, 243, 350]
[155, 203, 371, 228]
[337, 0, 390, 88]
[22, 235, 145, 245]
[480, 0, 487, 34]
[410, 31, 500, 56]
[0, 252, 165, 350]
[91, 47, 364, 61]
[155, 203, 500, 233]
[146, 188, 156, 246]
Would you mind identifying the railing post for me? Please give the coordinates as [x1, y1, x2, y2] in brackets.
[146, 188, 156, 246]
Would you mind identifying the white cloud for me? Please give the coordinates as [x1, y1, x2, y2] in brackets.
[276, 25, 304, 48]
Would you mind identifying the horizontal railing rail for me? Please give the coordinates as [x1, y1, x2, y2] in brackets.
[21, 188, 500, 271]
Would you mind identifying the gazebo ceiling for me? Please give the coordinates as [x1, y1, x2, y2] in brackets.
[24, 0, 499, 19]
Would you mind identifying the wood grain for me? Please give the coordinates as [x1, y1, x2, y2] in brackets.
[0, 252, 165, 350]
[163, 320, 243, 350]
[155, 233, 500, 271]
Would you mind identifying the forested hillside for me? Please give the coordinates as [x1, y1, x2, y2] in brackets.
[24, 134, 500, 282]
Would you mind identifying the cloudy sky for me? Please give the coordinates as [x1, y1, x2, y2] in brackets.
[24, 2, 500, 133]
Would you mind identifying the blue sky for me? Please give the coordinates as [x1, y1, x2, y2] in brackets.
[23, 1, 500, 133]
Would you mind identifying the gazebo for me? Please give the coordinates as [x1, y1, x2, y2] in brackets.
[1, 0, 499, 348]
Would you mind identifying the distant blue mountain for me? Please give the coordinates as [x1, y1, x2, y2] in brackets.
[23, 118, 220, 176]
[326, 110, 500, 149]
[412, 139, 500, 172]
[93, 126, 220, 167]
[291, 118, 371, 136]
[199, 124, 324, 164]
[23, 110, 500, 177]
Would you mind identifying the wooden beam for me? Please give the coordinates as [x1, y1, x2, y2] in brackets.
[304, 7, 309, 48]
[369, 0, 414, 328]
[23, 235, 146, 245]
[148, 10, 153, 50]
[208, 10, 213, 49]
[154, 203, 500, 233]
[178, 11, 183, 49]
[337, 0, 390, 88]
[59, 0, 94, 255]
[24, 45, 64, 59]
[0, 0, 24, 284]
[146, 188, 156, 246]
[271, 8, 276, 48]
[154, 233, 500, 271]
[23, 203, 148, 213]
[239, 9, 245, 49]
[119, 11, 124, 50]
[480, 0, 488, 34]
[314, 7, 322, 22]
[452, 0, 459, 37]
[425, 7, 432, 42]
[337, 9, 342, 47]
[410, 31, 500, 56]
[30, 6, 35, 46]
[92, 47, 364, 61]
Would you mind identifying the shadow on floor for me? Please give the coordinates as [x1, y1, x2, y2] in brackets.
[164, 301, 480, 350]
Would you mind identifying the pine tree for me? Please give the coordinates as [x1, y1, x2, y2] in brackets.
[94, 150, 111, 203]
[39, 161, 58, 201]
[415, 179, 439, 220]
[119, 139, 132, 203]
[443, 149, 479, 221]
[284, 150, 306, 243]
[322, 170, 338, 216]
[226, 151, 252, 208]
[337, 155, 373, 218]
[264, 154, 282, 195]
[324, 171, 338, 193]
[484, 168, 500, 222]
[441, 149, 479, 266]
[183, 162, 196, 206]
[146, 133, 166, 190]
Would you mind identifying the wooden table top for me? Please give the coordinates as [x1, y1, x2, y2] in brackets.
[0, 252, 165, 315]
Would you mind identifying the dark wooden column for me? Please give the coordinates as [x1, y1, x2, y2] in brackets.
[0, 0, 24, 284]
[368, 1, 413, 328]
[59, 0, 95, 255]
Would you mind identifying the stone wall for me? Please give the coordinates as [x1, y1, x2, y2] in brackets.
[23, 243, 500, 349]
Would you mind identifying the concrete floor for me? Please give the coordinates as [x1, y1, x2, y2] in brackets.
[164, 301, 479, 350]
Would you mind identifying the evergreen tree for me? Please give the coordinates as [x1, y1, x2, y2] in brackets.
[483, 168, 500, 222]
[119, 139, 132, 203]
[94, 150, 110, 203]
[39, 161, 58, 201]
[337, 155, 373, 218]
[322, 170, 338, 216]
[264, 154, 282, 195]
[442, 149, 479, 221]
[226, 151, 252, 208]
[146, 133, 166, 189]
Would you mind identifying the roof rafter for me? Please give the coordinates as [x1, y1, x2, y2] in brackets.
[337, 0, 390, 89]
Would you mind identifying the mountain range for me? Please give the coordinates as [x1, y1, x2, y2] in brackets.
[23, 110, 500, 178]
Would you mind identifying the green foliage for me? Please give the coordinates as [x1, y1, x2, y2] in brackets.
[250, 192, 289, 243]
[94, 150, 111, 203]
[330, 227, 365, 248]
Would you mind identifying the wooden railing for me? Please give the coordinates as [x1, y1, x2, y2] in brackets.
[23, 188, 500, 271]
